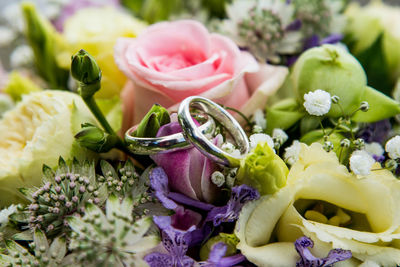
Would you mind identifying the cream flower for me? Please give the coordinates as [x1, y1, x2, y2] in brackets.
[236, 143, 400, 266]
[349, 150, 375, 176]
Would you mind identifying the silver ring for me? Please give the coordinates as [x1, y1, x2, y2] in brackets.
[125, 116, 216, 155]
[178, 96, 250, 167]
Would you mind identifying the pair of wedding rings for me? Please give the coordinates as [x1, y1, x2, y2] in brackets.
[125, 96, 250, 167]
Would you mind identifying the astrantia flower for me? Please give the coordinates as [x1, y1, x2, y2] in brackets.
[349, 150, 375, 176]
[303, 89, 332, 116]
[223, 0, 302, 63]
[19, 157, 106, 237]
[295, 236, 352, 267]
[385, 135, 400, 160]
[144, 216, 195, 267]
[67, 194, 159, 266]
[284, 140, 302, 165]
[292, 0, 345, 38]
[0, 229, 67, 267]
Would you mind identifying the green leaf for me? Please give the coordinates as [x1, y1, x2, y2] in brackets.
[353, 86, 400, 122]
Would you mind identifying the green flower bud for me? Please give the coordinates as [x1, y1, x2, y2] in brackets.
[237, 142, 288, 195]
[75, 123, 118, 153]
[134, 104, 170, 137]
[199, 233, 239, 261]
[4, 72, 42, 102]
[292, 44, 367, 117]
[71, 49, 102, 99]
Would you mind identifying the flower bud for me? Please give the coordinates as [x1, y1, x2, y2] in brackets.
[301, 130, 350, 160]
[340, 138, 351, 148]
[359, 101, 369, 112]
[353, 138, 365, 150]
[385, 159, 398, 171]
[331, 95, 340, 104]
[292, 44, 367, 117]
[71, 49, 102, 99]
[75, 123, 118, 153]
[323, 141, 334, 152]
[237, 142, 288, 195]
[134, 104, 170, 138]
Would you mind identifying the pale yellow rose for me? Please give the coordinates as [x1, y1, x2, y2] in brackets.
[236, 143, 400, 266]
[57, 7, 146, 98]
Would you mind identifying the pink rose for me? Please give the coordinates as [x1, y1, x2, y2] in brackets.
[114, 20, 288, 131]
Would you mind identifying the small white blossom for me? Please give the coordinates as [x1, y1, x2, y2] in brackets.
[349, 150, 375, 176]
[0, 26, 16, 47]
[249, 133, 275, 151]
[284, 140, 301, 165]
[385, 136, 400, 159]
[364, 142, 384, 157]
[0, 204, 17, 225]
[221, 142, 241, 157]
[211, 171, 225, 187]
[252, 109, 266, 130]
[272, 128, 288, 145]
[10, 45, 34, 68]
[303, 89, 332, 116]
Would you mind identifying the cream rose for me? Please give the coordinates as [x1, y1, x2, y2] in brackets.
[114, 20, 288, 130]
[236, 143, 400, 266]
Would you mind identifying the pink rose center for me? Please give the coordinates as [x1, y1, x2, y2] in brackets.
[148, 53, 201, 73]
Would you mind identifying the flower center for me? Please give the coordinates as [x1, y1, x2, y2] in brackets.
[292, 0, 332, 36]
[294, 200, 372, 232]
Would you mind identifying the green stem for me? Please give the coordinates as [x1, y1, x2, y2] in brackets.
[82, 93, 115, 135]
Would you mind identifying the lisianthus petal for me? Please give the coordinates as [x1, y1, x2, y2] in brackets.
[144, 252, 173, 267]
[149, 167, 178, 210]
[208, 242, 227, 263]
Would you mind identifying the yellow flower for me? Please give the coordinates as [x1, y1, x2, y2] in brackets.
[57, 7, 146, 98]
[0, 91, 97, 206]
[236, 143, 400, 266]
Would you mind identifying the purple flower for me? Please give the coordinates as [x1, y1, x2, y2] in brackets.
[151, 122, 221, 202]
[295, 236, 352, 267]
[145, 216, 196, 267]
[357, 120, 391, 143]
[53, 0, 119, 31]
[206, 185, 260, 227]
[149, 167, 215, 211]
[199, 242, 246, 267]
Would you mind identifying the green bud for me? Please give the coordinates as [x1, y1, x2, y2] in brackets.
[340, 138, 351, 148]
[385, 159, 398, 171]
[237, 142, 288, 195]
[292, 44, 367, 117]
[359, 101, 369, 112]
[199, 233, 239, 261]
[323, 141, 334, 152]
[75, 123, 118, 153]
[71, 49, 102, 99]
[134, 104, 170, 137]
[353, 138, 365, 150]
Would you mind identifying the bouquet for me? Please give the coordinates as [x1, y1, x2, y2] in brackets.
[1, 0, 400, 266]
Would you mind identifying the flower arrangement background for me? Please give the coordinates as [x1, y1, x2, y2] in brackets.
[1, 0, 400, 267]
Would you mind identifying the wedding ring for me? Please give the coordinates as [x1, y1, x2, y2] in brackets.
[178, 96, 250, 167]
[125, 116, 216, 155]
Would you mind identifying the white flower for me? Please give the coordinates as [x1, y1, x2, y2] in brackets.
[252, 109, 266, 130]
[221, 142, 241, 157]
[0, 204, 17, 226]
[364, 142, 384, 157]
[349, 150, 375, 176]
[249, 133, 274, 151]
[284, 140, 301, 165]
[385, 135, 400, 159]
[211, 171, 225, 187]
[272, 128, 288, 145]
[303, 89, 332, 116]
[10, 45, 34, 68]
[0, 26, 16, 47]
